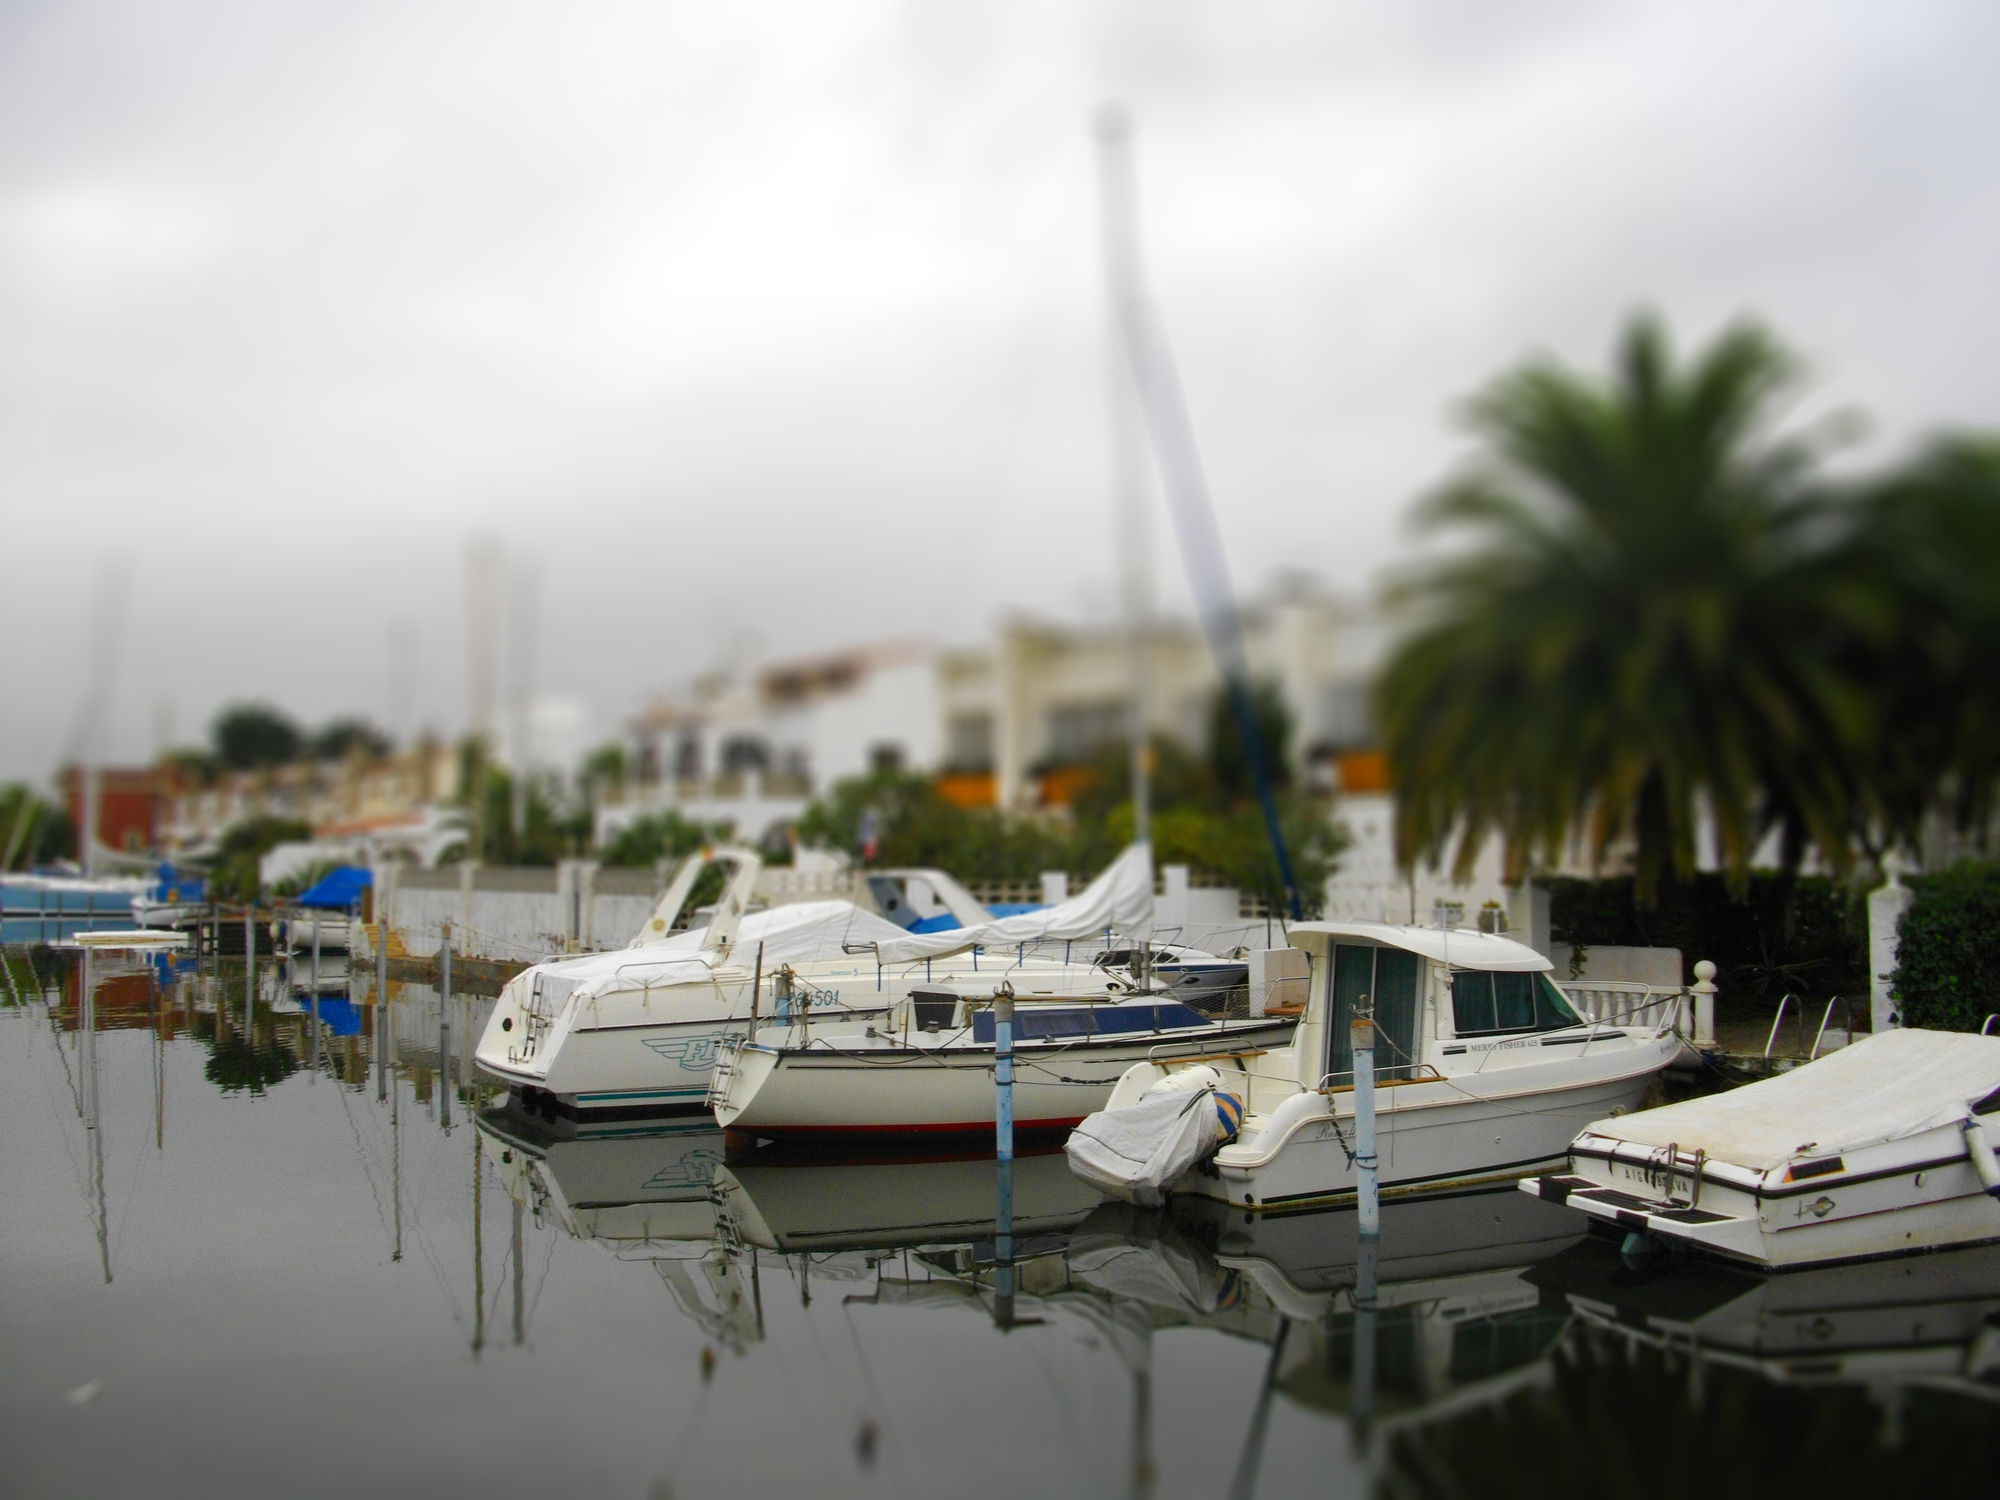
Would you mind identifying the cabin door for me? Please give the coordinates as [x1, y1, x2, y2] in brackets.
[1325, 944, 1422, 1082]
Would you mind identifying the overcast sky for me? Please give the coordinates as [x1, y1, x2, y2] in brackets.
[4, 0, 1995, 782]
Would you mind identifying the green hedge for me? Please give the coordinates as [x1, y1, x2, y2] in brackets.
[1545, 873, 1867, 1012]
[1891, 863, 2000, 1031]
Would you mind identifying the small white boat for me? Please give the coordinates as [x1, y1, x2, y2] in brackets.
[710, 986, 1297, 1140]
[1073, 922, 1682, 1212]
[1521, 1028, 2000, 1270]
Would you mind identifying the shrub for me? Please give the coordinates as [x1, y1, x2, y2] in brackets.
[1891, 862, 2000, 1031]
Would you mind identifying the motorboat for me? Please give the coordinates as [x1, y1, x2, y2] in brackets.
[709, 983, 1296, 1140]
[1, 872, 146, 943]
[273, 866, 371, 954]
[1072, 922, 1682, 1212]
[1521, 1028, 2000, 1270]
[476, 841, 1199, 1116]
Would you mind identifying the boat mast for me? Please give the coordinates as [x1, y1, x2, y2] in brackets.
[1097, 106, 1156, 983]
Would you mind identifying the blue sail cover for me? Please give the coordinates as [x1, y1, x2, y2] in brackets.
[296, 866, 371, 910]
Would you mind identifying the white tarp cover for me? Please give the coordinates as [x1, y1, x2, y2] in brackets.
[870, 842, 1155, 965]
[1587, 1028, 2000, 1170]
[527, 900, 915, 999]
[1066, 1071, 1239, 1207]
[1066, 1225, 1233, 1316]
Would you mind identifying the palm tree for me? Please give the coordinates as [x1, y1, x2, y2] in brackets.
[1376, 313, 1876, 902]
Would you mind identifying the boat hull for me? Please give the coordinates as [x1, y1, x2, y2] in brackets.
[1187, 1036, 1678, 1213]
[712, 1017, 1297, 1138]
[1527, 1116, 2000, 1271]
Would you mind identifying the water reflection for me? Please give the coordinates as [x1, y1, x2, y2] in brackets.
[4, 944, 1998, 1498]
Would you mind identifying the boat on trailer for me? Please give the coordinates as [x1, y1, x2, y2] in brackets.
[1071, 921, 1682, 1213]
[1521, 1028, 2000, 1271]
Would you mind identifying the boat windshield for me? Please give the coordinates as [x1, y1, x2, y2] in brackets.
[1450, 970, 1582, 1037]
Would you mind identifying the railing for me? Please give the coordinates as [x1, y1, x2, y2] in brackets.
[1558, 980, 1685, 1033]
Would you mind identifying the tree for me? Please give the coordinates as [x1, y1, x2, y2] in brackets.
[212, 703, 303, 770]
[307, 718, 392, 762]
[599, 810, 733, 868]
[0, 783, 75, 869]
[1378, 313, 1875, 904]
[1842, 437, 2000, 851]
[209, 816, 312, 904]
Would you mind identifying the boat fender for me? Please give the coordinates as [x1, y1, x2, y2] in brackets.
[1964, 1118, 2000, 1200]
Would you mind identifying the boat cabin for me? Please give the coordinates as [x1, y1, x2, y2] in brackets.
[1287, 923, 1585, 1091]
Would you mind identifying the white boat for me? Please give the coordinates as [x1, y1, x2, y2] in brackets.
[1521, 1028, 2000, 1270]
[477, 841, 1188, 1115]
[1073, 922, 1682, 1213]
[710, 986, 1296, 1140]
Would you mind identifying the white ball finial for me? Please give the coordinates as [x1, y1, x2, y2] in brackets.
[1693, 959, 1716, 983]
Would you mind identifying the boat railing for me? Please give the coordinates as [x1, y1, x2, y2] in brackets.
[1983, 1014, 1999, 1037]
[1810, 995, 1857, 1060]
[1559, 980, 1684, 1034]
[1315, 1063, 1443, 1093]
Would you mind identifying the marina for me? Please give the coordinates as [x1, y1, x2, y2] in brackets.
[5, 941, 1997, 1496]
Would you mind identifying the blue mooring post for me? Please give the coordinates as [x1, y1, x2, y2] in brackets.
[1351, 991, 1380, 1455]
[993, 986, 1016, 1328]
[1352, 993, 1379, 1237]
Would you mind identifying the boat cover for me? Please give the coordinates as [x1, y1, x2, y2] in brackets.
[1584, 1028, 2000, 1170]
[868, 842, 1155, 964]
[296, 866, 371, 910]
[1066, 1068, 1243, 1207]
[526, 900, 916, 998]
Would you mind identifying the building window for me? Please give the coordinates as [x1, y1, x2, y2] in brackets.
[870, 743, 905, 776]
[1043, 701, 1126, 766]
[1319, 681, 1374, 751]
[944, 713, 995, 772]
[720, 736, 770, 774]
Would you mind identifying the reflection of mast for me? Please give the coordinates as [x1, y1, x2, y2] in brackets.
[473, 1117, 486, 1355]
[152, 966, 164, 1150]
[1226, 1322, 1290, 1500]
[511, 1197, 525, 1346]
[81, 948, 111, 1284]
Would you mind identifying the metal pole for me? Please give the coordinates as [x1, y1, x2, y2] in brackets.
[993, 987, 1015, 1328]
[439, 921, 452, 1131]
[1352, 994, 1379, 1238]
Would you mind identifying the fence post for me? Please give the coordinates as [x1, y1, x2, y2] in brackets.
[1868, 870, 1914, 1033]
[1689, 959, 1717, 1047]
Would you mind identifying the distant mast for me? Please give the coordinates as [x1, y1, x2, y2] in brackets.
[1096, 105, 1153, 854]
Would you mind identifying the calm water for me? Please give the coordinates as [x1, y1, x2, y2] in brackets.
[3, 947, 1997, 1499]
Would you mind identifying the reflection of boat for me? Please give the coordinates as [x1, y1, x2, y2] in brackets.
[1083, 922, 1679, 1212]
[1177, 1182, 1587, 1302]
[286, 954, 352, 996]
[712, 1149, 1103, 1253]
[1525, 1029, 2000, 1270]
[475, 1104, 755, 1351]
[1531, 1236, 2000, 1405]
[477, 1102, 727, 1243]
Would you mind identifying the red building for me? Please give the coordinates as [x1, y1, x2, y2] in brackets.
[60, 766, 165, 854]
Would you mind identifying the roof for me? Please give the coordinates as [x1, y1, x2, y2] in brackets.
[1286, 921, 1553, 972]
[1584, 1028, 2000, 1170]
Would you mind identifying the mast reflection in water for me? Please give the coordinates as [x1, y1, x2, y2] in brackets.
[2, 951, 1995, 1498]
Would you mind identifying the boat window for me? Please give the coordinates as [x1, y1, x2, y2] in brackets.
[1326, 944, 1422, 1082]
[1451, 970, 1585, 1035]
[968, 1002, 1213, 1043]
[909, 992, 958, 1031]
